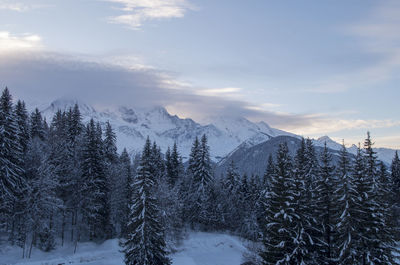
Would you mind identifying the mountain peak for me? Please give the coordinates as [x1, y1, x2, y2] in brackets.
[43, 98, 95, 116]
[317, 135, 335, 143]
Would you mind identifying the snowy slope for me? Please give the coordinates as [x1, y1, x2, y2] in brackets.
[37, 99, 398, 164]
[0, 232, 248, 265]
[39, 98, 292, 161]
[314, 136, 399, 165]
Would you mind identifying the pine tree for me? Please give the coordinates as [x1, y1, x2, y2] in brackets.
[67, 104, 83, 144]
[0, 87, 24, 228]
[119, 148, 132, 238]
[165, 142, 182, 187]
[291, 137, 312, 264]
[103, 121, 122, 236]
[376, 161, 398, 264]
[198, 134, 213, 192]
[23, 136, 60, 256]
[122, 137, 170, 265]
[186, 135, 214, 227]
[220, 161, 240, 231]
[104, 121, 118, 164]
[30, 108, 45, 141]
[303, 138, 321, 262]
[47, 109, 73, 245]
[391, 151, 400, 237]
[15, 100, 29, 153]
[80, 119, 111, 240]
[257, 156, 275, 239]
[165, 146, 172, 184]
[241, 174, 262, 241]
[362, 133, 398, 264]
[225, 160, 239, 192]
[263, 155, 275, 188]
[392, 151, 400, 191]
[314, 143, 337, 265]
[7, 100, 29, 246]
[335, 143, 358, 264]
[150, 142, 165, 181]
[260, 142, 298, 264]
[362, 133, 385, 264]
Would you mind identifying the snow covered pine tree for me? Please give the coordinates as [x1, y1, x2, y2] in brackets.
[122, 137, 170, 265]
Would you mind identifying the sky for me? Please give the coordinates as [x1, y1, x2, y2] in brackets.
[0, 0, 399, 149]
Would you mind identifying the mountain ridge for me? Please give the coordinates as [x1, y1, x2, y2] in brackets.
[37, 98, 398, 165]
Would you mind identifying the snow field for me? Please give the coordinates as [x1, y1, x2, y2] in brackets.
[0, 232, 247, 265]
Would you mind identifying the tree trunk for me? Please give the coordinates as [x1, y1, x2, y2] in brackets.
[28, 233, 35, 259]
[74, 226, 81, 254]
[71, 211, 74, 242]
[61, 211, 65, 246]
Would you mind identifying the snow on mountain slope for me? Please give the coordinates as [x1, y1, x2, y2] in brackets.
[314, 136, 398, 165]
[37, 99, 398, 164]
[39, 98, 291, 161]
[314, 136, 343, 150]
[0, 232, 248, 265]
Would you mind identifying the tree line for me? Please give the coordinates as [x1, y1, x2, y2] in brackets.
[1, 87, 400, 264]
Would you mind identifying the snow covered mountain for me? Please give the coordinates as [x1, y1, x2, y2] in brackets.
[314, 136, 398, 165]
[38, 99, 398, 164]
[39, 98, 293, 161]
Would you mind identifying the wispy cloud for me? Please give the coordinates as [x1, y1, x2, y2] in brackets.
[197, 87, 242, 97]
[106, 0, 195, 29]
[1, 50, 399, 148]
[283, 116, 400, 136]
[0, 31, 42, 52]
[347, 1, 400, 83]
[0, 1, 46, 12]
[306, 1, 400, 94]
[0, 1, 30, 12]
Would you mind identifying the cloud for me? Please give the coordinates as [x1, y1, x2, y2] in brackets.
[106, 0, 195, 29]
[305, 1, 400, 94]
[0, 1, 46, 12]
[0, 31, 42, 52]
[0, 50, 315, 126]
[0, 1, 30, 12]
[347, 1, 400, 81]
[1, 50, 399, 145]
[286, 118, 400, 136]
[196, 87, 242, 97]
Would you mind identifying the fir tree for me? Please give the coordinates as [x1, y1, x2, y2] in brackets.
[392, 151, 400, 191]
[165, 142, 182, 187]
[220, 161, 241, 231]
[186, 135, 213, 227]
[30, 108, 45, 141]
[363, 133, 397, 264]
[391, 151, 400, 236]
[24, 136, 60, 256]
[335, 143, 358, 264]
[122, 137, 170, 265]
[80, 119, 111, 240]
[15, 100, 30, 153]
[291, 137, 312, 264]
[303, 138, 321, 262]
[150, 142, 165, 181]
[104, 121, 118, 164]
[314, 143, 336, 265]
[260, 142, 298, 265]
[263, 155, 275, 188]
[362, 133, 384, 263]
[0, 87, 24, 226]
[225, 160, 239, 192]
[119, 148, 132, 238]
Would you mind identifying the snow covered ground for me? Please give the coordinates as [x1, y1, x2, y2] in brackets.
[0, 232, 248, 265]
